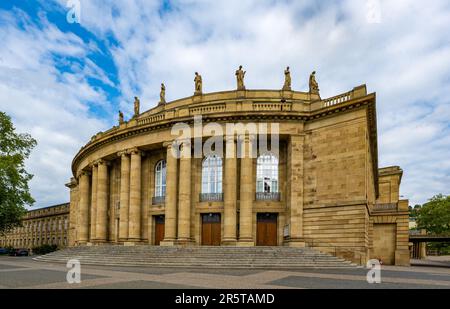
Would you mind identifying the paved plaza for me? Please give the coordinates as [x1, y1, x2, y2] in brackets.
[0, 256, 450, 289]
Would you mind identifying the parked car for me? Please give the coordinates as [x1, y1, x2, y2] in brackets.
[0, 248, 9, 255]
[9, 248, 29, 257]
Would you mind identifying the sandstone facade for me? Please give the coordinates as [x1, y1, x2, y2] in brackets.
[61, 85, 410, 266]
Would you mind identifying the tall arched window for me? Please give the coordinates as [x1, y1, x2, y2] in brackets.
[256, 154, 279, 193]
[155, 160, 167, 197]
[202, 155, 223, 194]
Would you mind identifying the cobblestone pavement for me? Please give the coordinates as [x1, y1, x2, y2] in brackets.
[1, 256, 450, 289]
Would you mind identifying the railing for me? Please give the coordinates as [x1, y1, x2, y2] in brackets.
[190, 104, 226, 116]
[137, 113, 165, 126]
[152, 196, 165, 205]
[373, 203, 398, 212]
[200, 193, 224, 202]
[252, 103, 292, 112]
[256, 192, 281, 201]
[322, 91, 352, 108]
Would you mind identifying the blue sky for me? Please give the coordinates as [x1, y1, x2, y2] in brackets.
[0, 0, 449, 208]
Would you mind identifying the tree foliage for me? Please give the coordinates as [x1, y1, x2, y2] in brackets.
[417, 194, 450, 235]
[0, 111, 37, 234]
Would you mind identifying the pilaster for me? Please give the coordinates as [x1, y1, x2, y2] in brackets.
[161, 141, 178, 246]
[223, 136, 237, 245]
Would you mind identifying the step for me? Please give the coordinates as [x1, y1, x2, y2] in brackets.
[33, 245, 358, 269]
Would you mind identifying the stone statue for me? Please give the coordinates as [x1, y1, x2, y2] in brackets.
[309, 71, 320, 95]
[159, 83, 166, 105]
[283, 66, 291, 91]
[235, 65, 246, 90]
[134, 96, 140, 117]
[119, 110, 124, 125]
[194, 72, 202, 95]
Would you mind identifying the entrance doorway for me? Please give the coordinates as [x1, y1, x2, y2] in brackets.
[257, 213, 278, 246]
[154, 215, 165, 246]
[202, 213, 221, 246]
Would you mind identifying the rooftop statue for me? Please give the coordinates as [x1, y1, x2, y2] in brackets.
[194, 72, 202, 95]
[134, 96, 140, 117]
[309, 71, 320, 95]
[235, 65, 246, 90]
[119, 110, 124, 125]
[159, 83, 166, 105]
[283, 66, 291, 91]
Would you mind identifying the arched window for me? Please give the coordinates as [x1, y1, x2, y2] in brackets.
[202, 155, 223, 194]
[256, 154, 279, 193]
[155, 160, 167, 197]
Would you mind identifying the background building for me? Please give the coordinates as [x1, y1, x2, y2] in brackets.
[0, 203, 70, 248]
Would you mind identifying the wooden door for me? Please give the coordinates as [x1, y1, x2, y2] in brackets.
[202, 214, 221, 246]
[154, 216, 165, 246]
[257, 213, 278, 246]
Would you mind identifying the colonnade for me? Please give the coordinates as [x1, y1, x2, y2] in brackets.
[76, 135, 305, 246]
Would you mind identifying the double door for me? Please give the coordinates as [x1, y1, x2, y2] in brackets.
[202, 213, 221, 246]
[256, 213, 278, 246]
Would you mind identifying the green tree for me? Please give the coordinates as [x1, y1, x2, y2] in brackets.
[417, 194, 450, 235]
[0, 112, 37, 234]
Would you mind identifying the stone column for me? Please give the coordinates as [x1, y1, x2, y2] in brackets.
[96, 159, 109, 242]
[89, 162, 98, 242]
[78, 170, 90, 244]
[118, 151, 130, 242]
[287, 134, 305, 247]
[177, 140, 192, 244]
[223, 136, 237, 245]
[161, 142, 177, 246]
[128, 148, 142, 242]
[238, 135, 255, 246]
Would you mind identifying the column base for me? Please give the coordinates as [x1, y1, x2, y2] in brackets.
[237, 240, 255, 247]
[160, 239, 177, 247]
[91, 239, 108, 245]
[287, 238, 306, 248]
[222, 239, 237, 246]
[123, 240, 142, 246]
[175, 239, 194, 246]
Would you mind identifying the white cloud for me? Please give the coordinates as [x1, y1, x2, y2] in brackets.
[0, 8, 109, 208]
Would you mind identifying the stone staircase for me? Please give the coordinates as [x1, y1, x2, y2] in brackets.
[33, 246, 359, 269]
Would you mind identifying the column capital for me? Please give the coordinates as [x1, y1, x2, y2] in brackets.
[65, 177, 78, 189]
[225, 135, 237, 143]
[117, 150, 129, 158]
[127, 147, 144, 156]
[97, 159, 111, 166]
[78, 170, 91, 178]
[237, 133, 257, 143]
[163, 141, 175, 149]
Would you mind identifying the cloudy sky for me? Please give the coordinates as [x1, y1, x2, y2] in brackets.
[0, 0, 449, 208]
